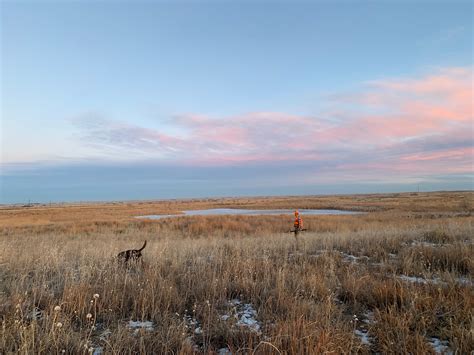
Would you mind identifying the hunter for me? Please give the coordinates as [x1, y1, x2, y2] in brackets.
[294, 210, 303, 231]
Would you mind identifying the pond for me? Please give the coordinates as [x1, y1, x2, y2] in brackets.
[136, 208, 362, 219]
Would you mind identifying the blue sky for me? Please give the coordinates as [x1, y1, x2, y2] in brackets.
[1, 1, 473, 203]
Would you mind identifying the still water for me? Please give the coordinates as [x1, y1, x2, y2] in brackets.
[137, 208, 362, 219]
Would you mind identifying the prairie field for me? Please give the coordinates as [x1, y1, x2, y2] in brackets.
[0, 191, 473, 354]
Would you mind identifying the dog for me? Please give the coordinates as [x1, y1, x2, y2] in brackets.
[117, 240, 147, 265]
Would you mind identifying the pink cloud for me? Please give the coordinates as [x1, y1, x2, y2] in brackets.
[372, 67, 472, 96]
[73, 66, 473, 180]
[323, 67, 473, 148]
[400, 147, 473, 162]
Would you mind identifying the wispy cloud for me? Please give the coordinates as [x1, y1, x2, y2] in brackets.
[3, 65, 471, 196]
[71, 111, 335, 164]
[67, 66, 472, 182]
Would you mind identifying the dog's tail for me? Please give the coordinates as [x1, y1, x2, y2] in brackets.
[138, 240, 147, 251]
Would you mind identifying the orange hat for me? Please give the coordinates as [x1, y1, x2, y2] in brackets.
[294, 210, 299, 216]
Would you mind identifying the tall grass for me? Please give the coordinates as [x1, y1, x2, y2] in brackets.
[1, 193, 473, 354]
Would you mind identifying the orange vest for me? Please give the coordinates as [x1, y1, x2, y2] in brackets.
[294, 216, 302, 228]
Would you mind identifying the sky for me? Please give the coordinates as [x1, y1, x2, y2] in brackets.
[1, 0, 473, 203]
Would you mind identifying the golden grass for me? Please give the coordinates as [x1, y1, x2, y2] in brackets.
[1, 191, 471, 227]
[0, 192, 473, 354]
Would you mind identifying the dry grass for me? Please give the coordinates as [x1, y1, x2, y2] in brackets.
[1, 191, 471, 227]
[0, 192, 473, 354]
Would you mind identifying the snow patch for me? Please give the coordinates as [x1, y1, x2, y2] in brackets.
[397, 275, 473, 287]
[194, 327, 203, 335]
[456, 276, 473, 286]
[99, 329, 111, 341]
[428, 337, 452, 355]
[398, 275, 432, 285]
[92, 347, 103, 355]
[127, 320, 154, 333]
[183, 313, 201, 333]
[362, 311, 375, 324]
[301, 250, 330, 259]
[354, 329, 372, 346]
[413, 241, 440, 247]
[221, 299, 262, 334]
[28, 307, 43, 321]
[288, 251, 305, 259]
[341, 252, 369, 263]
[182, 311, 205, 350]
[218, 348, 232, 355]
[183, 336, 200, 352]
[406, 240, 453, 248]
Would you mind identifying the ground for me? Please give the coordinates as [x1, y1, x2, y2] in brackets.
[0, 191, 472, 354]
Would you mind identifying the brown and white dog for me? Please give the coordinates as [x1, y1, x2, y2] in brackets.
[117, 241, 147, 265]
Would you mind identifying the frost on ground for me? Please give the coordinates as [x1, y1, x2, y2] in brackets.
[221, 299, 262, 334]
[127, 320, 154, 333]
[428, 337, 453, 355]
